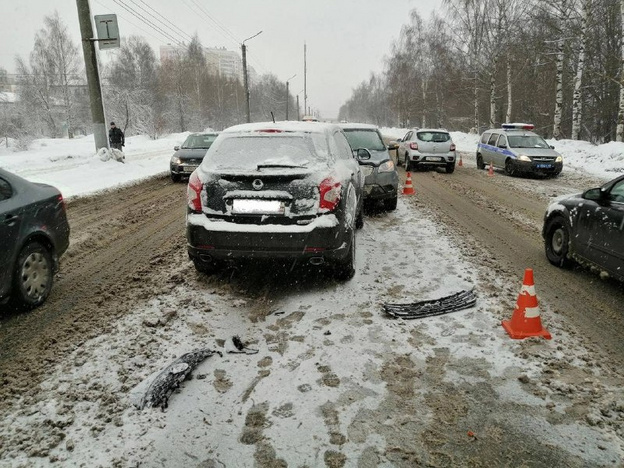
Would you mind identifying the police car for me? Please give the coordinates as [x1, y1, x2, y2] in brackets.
[476, 123, 563, 177]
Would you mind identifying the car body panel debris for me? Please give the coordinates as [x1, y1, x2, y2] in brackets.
[383, 289, 477, 319]
[135, 348, 220, 410]
[227, 335, 259, 354]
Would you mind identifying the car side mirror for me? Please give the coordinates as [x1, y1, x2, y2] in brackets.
[174, 146, 180, 151]
[583, 187, 606, 201]
[550, 145, 555, 149]
[354, 148, 372, 160]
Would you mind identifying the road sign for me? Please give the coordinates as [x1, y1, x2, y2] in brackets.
[94, 14, 120, 50]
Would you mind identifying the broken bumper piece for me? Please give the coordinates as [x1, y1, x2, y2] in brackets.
[383, 289, 477, 319]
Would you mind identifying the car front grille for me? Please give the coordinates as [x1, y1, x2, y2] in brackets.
[532, 156, 556, 162]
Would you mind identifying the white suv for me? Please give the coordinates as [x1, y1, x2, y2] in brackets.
[397, 129, 457, 173]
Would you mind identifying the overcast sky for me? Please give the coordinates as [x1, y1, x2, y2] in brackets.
[0, 0, 443, 118]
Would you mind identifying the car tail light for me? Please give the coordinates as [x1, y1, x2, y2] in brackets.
[319, 177, 341, 212]
[409, 142, 418, 150]
[187, 171, 203, 212]
[57, 194, 66, 211]
[450, 143, 456, 151]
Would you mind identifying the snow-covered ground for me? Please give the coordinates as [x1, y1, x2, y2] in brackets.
[0, 132, 191, 198]
[382, 127, 624, 182]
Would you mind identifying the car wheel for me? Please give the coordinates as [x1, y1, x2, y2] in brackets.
[11, 241, 53, 309]
[476, 154, 485, 170]
[396, 150, 402, 166]
[384, 196, 398, 211]
[333, 228, 355, 280]
[505, 159, 516, 176]
[170, 173, 182, 183]
[544, 216, 573, 268]
[404, 154, 412, 172]
[355, 206, 364, 229]
[446, 162, 455, 174]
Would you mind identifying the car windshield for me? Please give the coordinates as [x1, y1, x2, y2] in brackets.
[182, 134, 218, 149]
[342, 129, 386, 151]
[417, 131, 450, 143]
[507, 135, 550, 149]
[204, 133, 329, 170]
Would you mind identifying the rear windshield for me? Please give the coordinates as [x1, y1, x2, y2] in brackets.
[417, 132, 450, 143]
[182, 134, 218, 149]
[204, 133, 329, 170]
[342, 129, 386, 151]
[507, 135, 549, 149]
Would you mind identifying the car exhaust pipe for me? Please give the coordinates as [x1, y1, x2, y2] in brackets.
[199, 254, 213, 263]
[309, 257, 325, 265]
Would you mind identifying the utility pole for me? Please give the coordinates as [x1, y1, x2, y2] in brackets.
[303, 42, 307, 117]
[76, 0, 108, 150]
[296, 95, 300, 121]
[285, 74, 296, 120]
[242, 31, 262, 123]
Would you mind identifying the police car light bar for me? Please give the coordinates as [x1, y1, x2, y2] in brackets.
[502, 123, 535, 130]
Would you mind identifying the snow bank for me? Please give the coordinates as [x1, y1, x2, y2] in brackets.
[0, 132, 192, 198]
[545, 139, 624, 180]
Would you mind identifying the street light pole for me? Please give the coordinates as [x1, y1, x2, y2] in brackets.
[285, 74, 296, 120]
[241, 31, 262, 123]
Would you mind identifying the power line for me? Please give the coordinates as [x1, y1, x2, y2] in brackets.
[111, 0, 185, 47]
[129, 0, 194, 44]
[187, 0, 240, 45]
[93, 0, 165, 45]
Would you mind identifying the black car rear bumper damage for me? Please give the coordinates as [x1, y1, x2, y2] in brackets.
[186, 213, 350, 263]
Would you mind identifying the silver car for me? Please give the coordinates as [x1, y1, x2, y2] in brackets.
[397, 128, 457, 173]
[476, 124, 563, 177]
[339, 123, 399, 211]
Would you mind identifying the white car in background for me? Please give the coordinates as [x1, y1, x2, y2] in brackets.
[397, 128, 457, 173]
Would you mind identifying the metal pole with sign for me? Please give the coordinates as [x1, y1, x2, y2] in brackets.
[76, 1, 120, 151]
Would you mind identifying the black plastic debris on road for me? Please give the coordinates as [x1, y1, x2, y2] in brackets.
[383, 289, 477, 319]
[135, 348, 220, 410]
[228, 335, 259, 354]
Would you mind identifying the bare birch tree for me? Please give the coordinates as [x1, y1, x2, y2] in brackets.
[571, 0, 591, 140]
[617, 0, 624, 141]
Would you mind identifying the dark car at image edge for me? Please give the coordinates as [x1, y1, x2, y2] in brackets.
[0, 168, 70, 310]
[543, 174, 624, 282]
[185, 121, 365, 280]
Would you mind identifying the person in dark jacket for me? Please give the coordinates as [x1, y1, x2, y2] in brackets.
[109, 122, 125, 151]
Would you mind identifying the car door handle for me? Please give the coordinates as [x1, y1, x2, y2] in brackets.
[4, 214, 19, 224]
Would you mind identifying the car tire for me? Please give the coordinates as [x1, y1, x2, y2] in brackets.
[476, 154, 485, 170]
[355, 206, 364, 229]
[383, 196, 398, 211]
[544, 216, 574, 268]
[505, 159, 516, 177]
[404, 154, 412, 172]
[171, 173, 182, 183]
[396, 149, 402, 166]
[333, 228, 355, 280]
[446, 162, 455, 174]
[11, 241, 54, 310]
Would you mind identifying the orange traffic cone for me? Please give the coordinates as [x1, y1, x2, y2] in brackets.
[458, 154, 463, 167]
[487, 162, 494, 177]
[502, 269, 551, 340]
[403, 172, 416, 195]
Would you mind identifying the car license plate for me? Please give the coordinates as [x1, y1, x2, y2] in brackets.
[361, 166, 374, 176]
[183, 165, 198, 172]
[232, 199, 284, 215]
[536, 164, 552, 169]
[427, 157, 442, 162]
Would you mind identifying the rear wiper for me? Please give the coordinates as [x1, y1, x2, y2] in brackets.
[257, 164, 306, 170]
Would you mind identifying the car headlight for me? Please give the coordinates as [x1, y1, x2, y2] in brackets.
[518, 155, 531, 162]
[555, 155, 563, 163]
[378, 160, 395, 173]
[171, 156, 182, 164]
